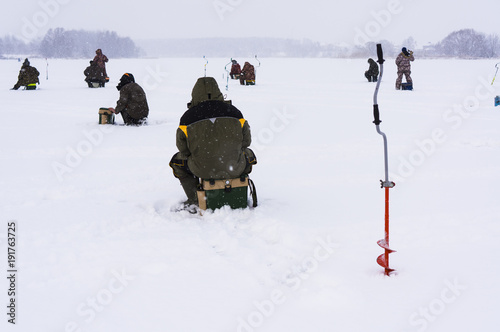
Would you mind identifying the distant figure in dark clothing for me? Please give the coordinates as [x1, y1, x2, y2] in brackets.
[240, 62, 255, 85]
[84, 60, 106, 87]
[93, 49, 109, 81]
[230, 60, 241, 79]
[108, 73, 149, 125]
[12, 58, 40, 90]
[365, 58, 379, 82]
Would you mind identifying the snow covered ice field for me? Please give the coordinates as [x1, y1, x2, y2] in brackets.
[1, 56, 500, 332]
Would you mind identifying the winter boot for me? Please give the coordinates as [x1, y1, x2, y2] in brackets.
[179, 175, 199, 213]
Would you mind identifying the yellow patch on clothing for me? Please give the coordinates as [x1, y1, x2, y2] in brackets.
[179, 125, 188, 137]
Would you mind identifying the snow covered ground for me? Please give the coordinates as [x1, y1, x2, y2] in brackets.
[1, 56, 500, 332]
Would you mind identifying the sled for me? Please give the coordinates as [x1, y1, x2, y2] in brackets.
[89, 81, 105, 88]
[98, 108, 115, 124]
[197, 176, 257, 210]
[87, 79, 105, 88]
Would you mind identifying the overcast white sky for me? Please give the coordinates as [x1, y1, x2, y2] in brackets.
[1, 0, 498, 47]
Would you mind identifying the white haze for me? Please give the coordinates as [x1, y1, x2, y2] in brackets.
[1, 0, 499, 48]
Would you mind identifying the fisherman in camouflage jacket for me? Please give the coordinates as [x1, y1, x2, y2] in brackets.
[239, 62, 255, 85]
[84, 60, 106, 87]
[170, 77, 257, 211]
[12, 58, 39, 90]
[93, 49, 109, 79]
[108, 73, 149, 125]
[395, 47, 415, 89]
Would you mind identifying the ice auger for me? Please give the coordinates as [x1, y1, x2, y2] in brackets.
[372, 44, 396, 276]
[492, 63, 500, 107]
[224, 58, 232, 91]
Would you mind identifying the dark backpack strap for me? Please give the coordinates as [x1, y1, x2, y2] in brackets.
[248, 178, 257, 208]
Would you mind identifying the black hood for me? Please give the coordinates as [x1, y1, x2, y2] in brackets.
[116, 73, 135, 91]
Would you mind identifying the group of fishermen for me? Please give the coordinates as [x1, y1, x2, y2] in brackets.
[9, 48, 414, 212]
[364, 47, 415, 89]
[11, 49, 110, 90]
[9, 52, 258, 213]
[229, 60, 256, 85]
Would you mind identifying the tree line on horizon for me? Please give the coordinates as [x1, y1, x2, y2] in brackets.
[0, 28, 498, 59]
[0, 28, 140, 58]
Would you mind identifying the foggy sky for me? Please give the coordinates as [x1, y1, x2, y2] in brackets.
[1, 0, 498, 48]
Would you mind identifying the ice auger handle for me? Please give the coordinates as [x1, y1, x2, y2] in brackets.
[376, 44, 385, 64]
[373, 104, 381, 125]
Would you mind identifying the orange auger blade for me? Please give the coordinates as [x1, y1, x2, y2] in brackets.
[377, 240, 396, 275]
[376, 185, 396, 276]
[376, 253, 395, 275]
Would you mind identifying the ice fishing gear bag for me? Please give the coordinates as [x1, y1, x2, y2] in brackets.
[98, 108, 115, 124]
[197, 175, 257, 210]
[401, 83, 413, 90]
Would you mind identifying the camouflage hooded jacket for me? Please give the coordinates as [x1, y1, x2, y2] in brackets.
[230, 62, 241, 75]
[367, 58, 379, 76]
[84, 62, 105, 82]
[241, 62, 255, 80]
[17, 61, 40, 86]
[115, 82, 149, 120]
[395, 51, 414, 72]
[176, 77, 252, 179]
[93, 49, 108, 69]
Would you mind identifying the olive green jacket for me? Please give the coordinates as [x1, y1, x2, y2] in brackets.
[115, 82, 149, 120]
[176, 77, 252, 179]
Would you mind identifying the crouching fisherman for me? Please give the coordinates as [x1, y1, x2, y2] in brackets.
[84, 60, 106, 87]
[108, 73, 149, 125]
[170, 77, 257, 213]
[240, 62, 256, 85]
[11, 58, 39, 90]
[365, 58, 379, 82]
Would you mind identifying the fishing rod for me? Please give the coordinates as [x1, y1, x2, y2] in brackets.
[203, 55, 208, 77]
[492, 62, 500, 85]
[224, 58, 232, 91]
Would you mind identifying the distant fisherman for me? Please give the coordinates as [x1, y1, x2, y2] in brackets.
[108, 73, 149, 125]
[395, 47, 415, 90]
[364, 58, 379, 82]
[11, 58, 39, 90]
[93, 49, 109, 82]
